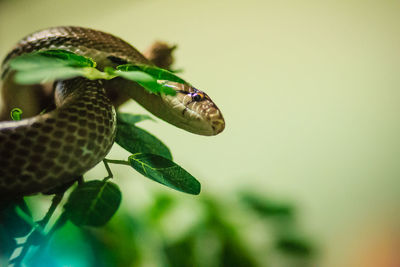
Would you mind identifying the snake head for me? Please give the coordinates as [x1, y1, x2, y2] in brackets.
[159, 81, 225, 136]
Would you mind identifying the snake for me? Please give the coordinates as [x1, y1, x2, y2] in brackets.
[0, 26, 225, 200]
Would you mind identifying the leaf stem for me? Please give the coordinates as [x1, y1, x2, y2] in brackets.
[102, 159, 113, 181]
[104, 158, 130, 166]
[27, 212, 70, 263]
[102, 158, 130, 181]
[10, 190, 66, 265]
[38, 192, 64, 228]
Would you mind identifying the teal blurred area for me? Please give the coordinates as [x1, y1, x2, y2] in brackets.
[5, 192, 314, 267]
[1, 0, 400, 266]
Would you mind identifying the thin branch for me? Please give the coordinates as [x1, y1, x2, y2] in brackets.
[37, 192, 64, 228]
[104, 158, 130, 166]
[102, 159, 114, 181]
[10, 187, 68, 266]
[102, 158, 130, 181]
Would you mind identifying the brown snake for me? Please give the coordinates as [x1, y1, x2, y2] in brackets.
[0, 26, 225, 199]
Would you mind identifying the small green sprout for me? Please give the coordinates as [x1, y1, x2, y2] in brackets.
[10, 108, 23, 121]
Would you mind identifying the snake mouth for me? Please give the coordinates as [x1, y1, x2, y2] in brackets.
[160, 81, 225, 136]
[210, 116, 225, 135]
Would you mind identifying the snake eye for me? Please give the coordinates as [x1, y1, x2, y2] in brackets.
[192, 93, 203, 102]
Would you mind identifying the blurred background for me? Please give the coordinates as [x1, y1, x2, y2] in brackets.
[1, 0, 399, 266]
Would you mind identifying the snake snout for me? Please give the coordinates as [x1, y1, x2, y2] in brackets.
[210, 116, 225, 135]
[202, 103, 225, 135]
[160, 81, 225, 136]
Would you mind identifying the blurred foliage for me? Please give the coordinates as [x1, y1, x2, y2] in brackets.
[0, 199, 32, 259]
[1, 190, 315, 267]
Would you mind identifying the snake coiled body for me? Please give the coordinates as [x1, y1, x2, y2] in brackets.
[0, 78, 115, 197]
[0, 26, 153, 198]
[0, 26, 225, 199]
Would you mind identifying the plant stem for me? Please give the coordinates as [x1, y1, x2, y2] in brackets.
[102, 158, 130, 181]
[103, 159, 113, 181]
[10, 190, 66, 266]
[104, 158, 130, 166]
[38, 192, 64, 228]
[29, 212, 69, 263]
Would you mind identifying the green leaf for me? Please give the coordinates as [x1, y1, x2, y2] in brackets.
[9, 49, 95, 70]
[9, 55, 66, 70]
[9, 50, 107, 84]
[114, 70, 162, 94]
[117, 64, 188, 85]
[117, 112, 155, 124]
[128, 153, 200, 195]
[9, 50, 178, 96]
[14, 67, 86, 84]
[158, 81, 178, 95]
[64, 180, 122, 227]
[116, 112, 171, 159]
[115, 64, 185, 95]
[39, 49, 96, 68]
[116, 122, 172, 160]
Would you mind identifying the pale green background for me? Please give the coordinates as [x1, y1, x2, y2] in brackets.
[1, 0, 399, 266]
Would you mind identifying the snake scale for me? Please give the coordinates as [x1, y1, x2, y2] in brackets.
[0, 26, 224, 199]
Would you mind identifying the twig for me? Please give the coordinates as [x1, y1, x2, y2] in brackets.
[10, 189, 66, 266]
[102, 158, 130, 181]
[102, 159, 113, 181]
[28, 212, 69, 264]
[104, 159, 130, 166]
[37, 192, 64, 228]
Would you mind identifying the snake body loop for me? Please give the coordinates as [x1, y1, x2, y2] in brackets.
[0, 26, 153, 198]
[0, 26, 225, 199]
[0, 78, 115, 197]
